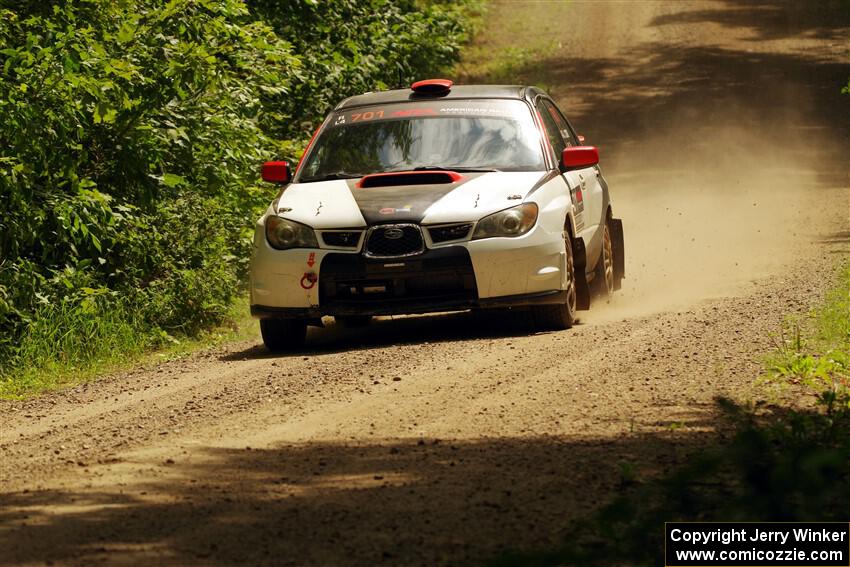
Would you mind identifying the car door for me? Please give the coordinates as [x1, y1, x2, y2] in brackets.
[549, 101, 605, 231]
[538, 98, 605, 264]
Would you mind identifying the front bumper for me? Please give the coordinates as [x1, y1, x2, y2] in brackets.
[251, 289, 567, 319]
[250, 221, 567, 318]
[318, 246, 477, 313]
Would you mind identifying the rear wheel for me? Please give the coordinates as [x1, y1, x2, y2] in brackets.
[533, 229, 577, 330]
[592, 221, 615, 300]
[260, 318, 307, 352]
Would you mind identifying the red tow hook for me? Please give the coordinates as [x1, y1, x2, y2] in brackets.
[300, 272, 317, 290]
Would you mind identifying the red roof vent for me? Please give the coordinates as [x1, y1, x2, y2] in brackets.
[411, 79, 453, 95]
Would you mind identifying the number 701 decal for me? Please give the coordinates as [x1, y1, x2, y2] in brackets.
[351, 110, 384, 122]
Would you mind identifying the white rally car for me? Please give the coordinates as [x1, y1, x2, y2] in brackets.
[251, 80, 624, 350]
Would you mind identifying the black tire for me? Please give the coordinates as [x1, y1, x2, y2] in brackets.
[533, 228, 577, 331]
[260, 318, 307, 352]
[591, 221, 615, 301]
[334, 315, 372, 328]
[610, 217, 625, 291]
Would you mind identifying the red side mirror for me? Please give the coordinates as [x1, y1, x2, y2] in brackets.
[262, 161, 291, 184]
[561, 146, 599, 170]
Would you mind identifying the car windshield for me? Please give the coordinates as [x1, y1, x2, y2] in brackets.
[298, 99, 545, 182]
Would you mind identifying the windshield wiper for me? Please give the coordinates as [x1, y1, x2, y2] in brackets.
[411, 166, 500, 173]
[300, 172, 362, 183]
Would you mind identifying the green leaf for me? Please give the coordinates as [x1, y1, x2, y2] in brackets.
[116, 23, 135, 44]
[161, 173, 187, 188]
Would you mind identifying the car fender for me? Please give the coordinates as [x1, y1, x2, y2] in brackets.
[274, 180, 367, 229]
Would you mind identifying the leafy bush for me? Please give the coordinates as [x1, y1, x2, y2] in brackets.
[248, 0, 478, 141]
[0, 0, 291, 383]
[0, 0, 478, 393]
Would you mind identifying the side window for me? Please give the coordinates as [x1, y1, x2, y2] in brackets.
[543, 100, 576, 147]
[535, 98, 566, 160]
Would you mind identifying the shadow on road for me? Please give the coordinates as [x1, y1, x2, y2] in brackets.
[221, 308, 564, 361]
[650, 0, 850, 42]
[512, 45, 849, 187]
[0, 425, 718, 565]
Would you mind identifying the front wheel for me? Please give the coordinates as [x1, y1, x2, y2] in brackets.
[260, 318, 307, 352]
[533, 229, 577, 331]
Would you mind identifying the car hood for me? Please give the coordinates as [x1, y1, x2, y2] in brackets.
[274, 171, 548, 228]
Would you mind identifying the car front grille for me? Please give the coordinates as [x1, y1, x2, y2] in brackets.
[364, 224, 424, 258]
[428, 223, 473, 244]
[319, 247, 478, 314]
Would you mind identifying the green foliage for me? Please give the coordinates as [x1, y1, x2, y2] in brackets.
[0, 0, 477, 391]
[248, 0, 480, 140]
[0, 0, 290, 379]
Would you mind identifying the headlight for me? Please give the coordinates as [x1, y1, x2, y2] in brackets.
[265, 216, 318, 250]
[472, 203, 538, 240]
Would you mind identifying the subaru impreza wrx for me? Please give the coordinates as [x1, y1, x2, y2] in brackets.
[250, 79, 625, 350]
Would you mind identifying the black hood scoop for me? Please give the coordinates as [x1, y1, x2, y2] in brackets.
[357, 170, 463, 189]
[345, 171, 483, 225]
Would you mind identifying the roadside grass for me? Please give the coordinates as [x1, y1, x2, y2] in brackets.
[761, 267, 850, 415]
[494, 261, 850, 566]
[0, 295, 257, 400]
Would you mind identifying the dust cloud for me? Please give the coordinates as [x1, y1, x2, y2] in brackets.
[588, 100, 846, 323]
[547, 2, 850, 323]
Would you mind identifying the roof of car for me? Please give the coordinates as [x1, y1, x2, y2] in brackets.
[334, 85, 534, 110]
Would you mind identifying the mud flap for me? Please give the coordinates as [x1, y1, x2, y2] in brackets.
[572, 236, 591, 310]
[610, 218, 625, 290]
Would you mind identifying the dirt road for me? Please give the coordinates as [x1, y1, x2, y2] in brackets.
[1, 2, 848, 565]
